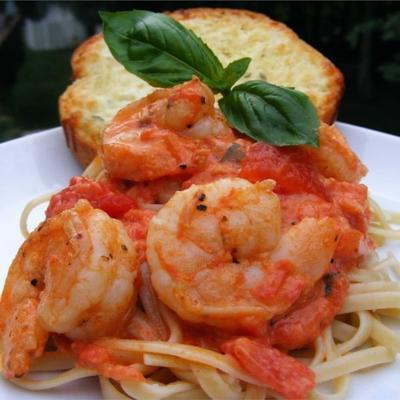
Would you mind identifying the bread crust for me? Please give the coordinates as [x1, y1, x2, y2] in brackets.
[168, 8, 344, 123]
[71, 32, 103, 79]
[60, 7, 344, 167]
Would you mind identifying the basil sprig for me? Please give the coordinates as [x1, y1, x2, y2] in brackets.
[219, 81, 319, 146]
[99, 10, 250, 93]
[100, 10, 319, 147]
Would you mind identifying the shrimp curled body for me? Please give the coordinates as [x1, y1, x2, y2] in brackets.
[101, 78, 235, 182]
[0, 200, 138, 378]
[147, 178, 339, 333]
[302, 123, 367, 183]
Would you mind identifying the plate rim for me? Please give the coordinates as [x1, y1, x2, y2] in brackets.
[0, 122, 399, 148]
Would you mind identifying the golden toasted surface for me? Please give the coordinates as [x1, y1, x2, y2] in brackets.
[59, 8, 344, 166]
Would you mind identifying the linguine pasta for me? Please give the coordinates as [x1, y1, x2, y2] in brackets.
[10, 167, 400, 399]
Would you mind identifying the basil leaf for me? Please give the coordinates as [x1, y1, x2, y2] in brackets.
[100, 10, 228, 90]
[221, 58, 251, 92]
[218, 80, 319, 147]
[100, 10, 320, 148]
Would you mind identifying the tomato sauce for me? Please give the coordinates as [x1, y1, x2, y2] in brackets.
[121, 209, 155, 263]
[45, 133, 370, 399]
[46, 176, 137, 219]
[269, 272, 349, 350]
[222, 337, 315, 399]
[241, 142, 372, 270]
[240, 143, 326, 197]
[46, 177, 154, 263]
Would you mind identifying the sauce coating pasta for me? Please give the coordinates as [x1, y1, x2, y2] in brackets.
[1, 78, 399, 400]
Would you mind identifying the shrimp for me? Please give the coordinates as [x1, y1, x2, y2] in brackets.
[101, 77, 236, 182]
[0, 200, 138, 378]
[240, 123, 367, 193]
[269, 271, 349, 350]
[279, 180, 371, 268]
[301, 123, 367, 183]
[146, 178, 339, 333]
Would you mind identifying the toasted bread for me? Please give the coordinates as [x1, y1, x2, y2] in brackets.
[59, 8, 344, 166]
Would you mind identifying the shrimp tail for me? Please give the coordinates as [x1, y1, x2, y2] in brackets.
[269, 272, 349, 350]
[0, 200, 139, 377]
[2, 299, 48, 378]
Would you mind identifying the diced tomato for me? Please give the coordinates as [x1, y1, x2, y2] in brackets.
[122, 209, 154, 241]
[334, 228, 365, 267]
[121, 209, 156, 263]
[270, 272, 349, 350]
[279, 193, 336, 230]
[71, 341, 144, 382]
[240, 143, 325, 197]
[326, 180, 370, 233]
[46, 176, 137, 219]
[222, 337, 315, 399]
[182, 161, 240, 189]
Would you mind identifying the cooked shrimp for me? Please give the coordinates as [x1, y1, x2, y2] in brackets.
[147, 178, 339, 333]
[280, 180, 372, 268]
[301, 123, 367, 182]
[240, 123, 367, 195]
[270, 271, 349, 350]
[101, 78, 236, 181]
[0, 200, 138, 378]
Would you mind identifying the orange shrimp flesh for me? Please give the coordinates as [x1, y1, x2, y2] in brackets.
[0, 200, 138, 378]
[1, 75, 373, 399]
[101, 78, 236, 181]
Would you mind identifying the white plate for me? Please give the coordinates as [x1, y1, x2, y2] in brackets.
[0, 124, 399, 399]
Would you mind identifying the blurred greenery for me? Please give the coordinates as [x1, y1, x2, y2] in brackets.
[12, 49, 72, 127]
[0, 1, 399, 142]
[0, 48, 72, 139]
[347, 10, 400, 83]
[380, 54, 400, 82]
